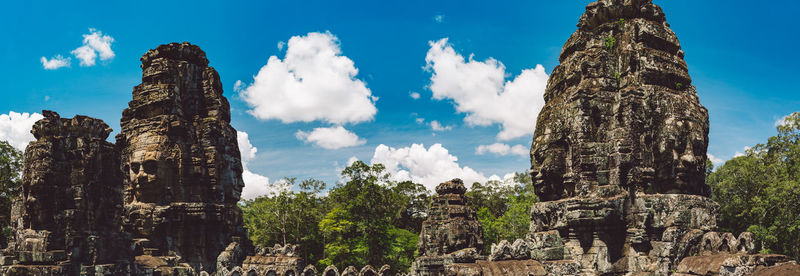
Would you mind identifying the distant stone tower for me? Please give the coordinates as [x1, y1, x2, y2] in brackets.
[116, 42, 250, 273]
[1, 111, 131, 275]
[412, 179, 484, 275]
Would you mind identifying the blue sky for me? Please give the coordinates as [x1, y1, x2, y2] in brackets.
[1, 1, 798, 198]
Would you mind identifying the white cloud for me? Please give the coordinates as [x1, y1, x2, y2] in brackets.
[707, 153, 724, 166]
[40, 55, 70, 70]
[233, 80, 245, 92]
[277, 41, 286, 50]
[238, 31, 377, 124]
[70, 28, 115, 67]
[430, 120, 452, 131]
[241, 169, 271, 200]
[415, 117, 425, 124]
[347, 156, 359, 166]
[476, 143, 528, 157]
[487, 173, 519, 187]
[370, 143, 495, 191]
[237, 130, 277, 200]
[410, 91, 421, 100]
[295, 126, 366, 150]
[733, 146, 752, 158]
[425, 38, 548, 140]
[774, 113, 795, 127]
[0, 111, 44, 151]
[434, 14, 444, 23]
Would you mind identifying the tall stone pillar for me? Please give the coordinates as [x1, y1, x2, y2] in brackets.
[116, 42, 250, 274]
[526, 0, 752, 274]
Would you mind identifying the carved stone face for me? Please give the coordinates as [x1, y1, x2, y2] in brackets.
[532, 133, 570, 201]
[654, 116, 707, 195]
[129, 149, 162, 203]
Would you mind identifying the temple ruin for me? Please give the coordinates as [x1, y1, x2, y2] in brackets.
[1, 0, 799, 275]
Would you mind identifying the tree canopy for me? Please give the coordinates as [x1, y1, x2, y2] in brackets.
[707, 112, 800, 260]
[0, 141, 23, 248]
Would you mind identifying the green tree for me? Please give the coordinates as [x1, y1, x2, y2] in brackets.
[241, 177, 328, 264]
[391, 180, 430, 233]
[469, 172, 537, 253]
[320, 161, 424, 272]
[708, 112, 800, 259]
[0, 141, 23, 247]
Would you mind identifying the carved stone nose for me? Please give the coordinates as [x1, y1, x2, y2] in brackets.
[680, 152, 696, 165]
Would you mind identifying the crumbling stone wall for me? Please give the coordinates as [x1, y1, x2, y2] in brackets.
[1, 111, 130, 275]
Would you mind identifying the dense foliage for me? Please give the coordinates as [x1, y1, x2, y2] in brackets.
[241, 177, 328, 263]
[241, 160, 536, 271]
[707, 112, 800, 260]
[466, 172, 537, 254]
[241, 161, 430, 272]
[0, 141, 23, 248]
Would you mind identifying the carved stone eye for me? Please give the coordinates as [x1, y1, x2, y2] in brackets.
[130, 162, 140, 174]
[143, 160, 158, 174]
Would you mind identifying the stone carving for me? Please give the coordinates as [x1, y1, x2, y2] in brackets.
[530, 0, 709, 202]
[0, 111, 131, 275]
[411, 179, 485, 275]
[417, 179, 483, 257]
[116, 42, 251, 274]
[404, 1, 799, 275]
[521, 0, 798, 275]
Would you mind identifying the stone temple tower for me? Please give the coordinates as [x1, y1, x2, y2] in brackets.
[525, 0, 756, 274]
[116, 42, 250, 273]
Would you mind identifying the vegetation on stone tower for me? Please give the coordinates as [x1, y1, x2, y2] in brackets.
[604, 35, 615, 52]
[708, 111, 800, 260]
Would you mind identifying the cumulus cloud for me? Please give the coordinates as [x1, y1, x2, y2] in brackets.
[295, 126, 366, 150]
[237, 131, 277, 200]
[277, 41, 286, 50]
[71, 28, 115, 67]
[434, 14, 444, 23]
[425, 38, 548, 141]
[706, 153, 724, 167]
[0, 111, 44, 151]
[430, 120, 452, 131]
[233, 80, 245, 92]
[476, 143, 528, 157]
[347, 156, 359, 166]
[415, 117, 425, 124]
[410, 91, 421, 100]
[40, 55, 70, 70]
[238, 31, 377, 124]
[370, 143, 495, 191]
